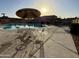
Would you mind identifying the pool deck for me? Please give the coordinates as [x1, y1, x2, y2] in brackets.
[0, 26, 79, 58]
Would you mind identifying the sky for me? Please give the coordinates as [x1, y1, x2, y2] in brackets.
[0, 0, 79, 18]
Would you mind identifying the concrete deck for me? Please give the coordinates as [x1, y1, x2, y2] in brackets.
[0, 26, 79, 58]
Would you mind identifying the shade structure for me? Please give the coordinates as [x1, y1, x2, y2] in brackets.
[16, 8, 41, 18]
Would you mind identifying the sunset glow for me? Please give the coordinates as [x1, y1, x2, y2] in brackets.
[0, 0, 79, 18]
[40, 8, 48, 16]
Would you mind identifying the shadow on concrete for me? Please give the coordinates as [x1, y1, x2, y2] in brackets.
[0, 42, 12, 54]
[71, 35, 79, 55]
[69, 23, 79, 54]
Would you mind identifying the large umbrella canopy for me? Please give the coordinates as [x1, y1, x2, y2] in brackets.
[16, 8, 41, 18]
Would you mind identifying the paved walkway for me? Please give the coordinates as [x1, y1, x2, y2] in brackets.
[0, 26, 79, 58]
[34, 26, 79, 58]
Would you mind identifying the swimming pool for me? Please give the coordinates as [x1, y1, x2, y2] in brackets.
[0, 23, 46, 30]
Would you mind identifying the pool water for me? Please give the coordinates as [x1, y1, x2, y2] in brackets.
[0, 23, 46, 30]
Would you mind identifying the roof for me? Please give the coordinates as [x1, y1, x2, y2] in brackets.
[16, 8, 41, 18]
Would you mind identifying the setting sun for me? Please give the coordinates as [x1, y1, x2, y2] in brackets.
[41, 8, 48, 13]
[40, 7, 50, 16]
[34, 0, 54, 16]
[40, 7, 54, 16]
